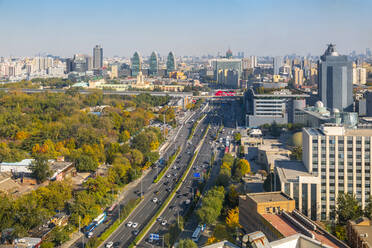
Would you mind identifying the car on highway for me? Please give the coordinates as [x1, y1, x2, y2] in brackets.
[153, 198, 158, 203]
[173, 165, 177, 169]
[161, 220, 167, 226]
[132, 222, 138, 228]
[157, 217, 163, 222]
[87, 232, 93, 238]
[133, 230, 139, 236]
[127, 221, 133, 227]
[185, 199, 191, 205]
[166, 174, 171, 178]
[105, 242, 113, 248]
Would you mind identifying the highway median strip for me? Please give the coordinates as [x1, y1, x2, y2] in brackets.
[129, 124, 211, 247]
[188, 114, 206, 141]
[96, 198, 142, 248]
[153, 146, 181, 183]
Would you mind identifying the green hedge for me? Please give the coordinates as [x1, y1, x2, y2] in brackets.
[153, 146, 181, 183]
[95, 198, 142, 247]
[129, 125, 210, 247]
[215, 125, 224, 141]
[188, 114, 206, 141]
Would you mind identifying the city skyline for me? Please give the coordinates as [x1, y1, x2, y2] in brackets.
[1, 0, 372, 57]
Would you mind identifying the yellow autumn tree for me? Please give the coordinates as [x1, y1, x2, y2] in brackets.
[225, 207, 241, 229]
[15, 131, 30, 140]
[207, 236, 217, 245]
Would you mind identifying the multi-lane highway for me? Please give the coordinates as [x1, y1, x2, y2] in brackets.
[138, 114, 218, 247]
[71, 107, 202, 248]
[88, 104, 213, 248]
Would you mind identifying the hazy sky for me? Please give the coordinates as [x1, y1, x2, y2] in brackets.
[1, 0, 372, 57]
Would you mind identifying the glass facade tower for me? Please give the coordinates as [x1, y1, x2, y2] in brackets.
[149, 51, 158, 76]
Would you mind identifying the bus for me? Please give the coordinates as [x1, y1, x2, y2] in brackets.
[93, 212, 107, 226]
[84, 223, 96, 234]
[107, 203, 117, 216]
[191, 225, 202, 242]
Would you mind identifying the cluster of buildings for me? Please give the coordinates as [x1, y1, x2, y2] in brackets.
[0, 56, 66, 81]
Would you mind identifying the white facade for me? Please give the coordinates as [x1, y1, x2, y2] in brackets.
[353, 67, 367, 85]
[303, 126, 372, 220]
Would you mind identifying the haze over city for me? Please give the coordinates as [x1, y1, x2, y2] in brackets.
[1, 0, 372, 57]
[2, 1, 372, 248]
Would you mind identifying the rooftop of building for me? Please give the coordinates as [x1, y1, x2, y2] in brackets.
[251, 88, 309, 98]
[261, 211, 346, 248]
[201, 241, 240, 248]
[348, 217, 372, 246]
[270, 233, 332, 248]
[275, 161, 317, 183]
[245, 191, 293, 204]
[305, 125, 372, 137]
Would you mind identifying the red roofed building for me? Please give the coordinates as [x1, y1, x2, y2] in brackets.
[239, 192, 348, 248]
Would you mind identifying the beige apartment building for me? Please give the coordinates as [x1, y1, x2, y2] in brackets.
[303, 124, 372, 220]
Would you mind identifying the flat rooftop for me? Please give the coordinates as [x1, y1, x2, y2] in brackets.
[275, 161, 316, 183]
[247, 192, 292, 204]
[345, 128, 372, 136]
[306, 127, 372, 137]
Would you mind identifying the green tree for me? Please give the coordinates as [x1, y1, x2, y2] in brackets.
[177, 239, 197, 248]
[29, 155, 52, 183]
[335, 193, 363, 225]
[40, 241, 54, 248]
[75, 154, 98, 172]
[364, 196, 372, 219]
[49, 226, 70, 245]
[291, 146, 302, 161]
[226, 186, 239, 209]
[234, 132, 241, 143]
[237, 159, 250, 175]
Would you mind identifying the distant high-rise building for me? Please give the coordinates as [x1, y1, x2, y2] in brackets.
[93, 45, 103, 69]
[86, 55, 93, 71]
[226, 49, 233, 59]
[242, 58, 252, 70]
[65, 58, 74, 73]
[292, 67, 304, 86]
[250, 56, 257, 68]
[318, 44, 353, 112]
[131, 52, 142, 77]
[353, 67, 367, 85]
[166, 51, 176, 72]
[273, 56, 282, 75]
[366, 48, 372, 58]
[211, 58, 242, 84]
[111, 65, 118, 79]
[149, 51, 159, 76]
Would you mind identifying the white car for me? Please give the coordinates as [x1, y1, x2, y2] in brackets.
[105, 242, 113, 248]
[87, 232, 93, 238]
[132, 222, 138, 228]
[161, 220, 167, 226]
[153, 197, 158, 203]
[166, 174, 171, 178]
[127, 221, 133, 227]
